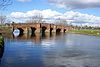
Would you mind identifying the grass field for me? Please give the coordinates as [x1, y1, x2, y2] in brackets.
[68, 29, 100, 36]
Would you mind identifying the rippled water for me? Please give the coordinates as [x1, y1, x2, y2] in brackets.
[0, 33, 100, 67]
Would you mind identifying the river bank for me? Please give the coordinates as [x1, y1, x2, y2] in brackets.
[0, 34, 4, 47]
[0, 26, 12, 34]
[68, 29, 100, 36]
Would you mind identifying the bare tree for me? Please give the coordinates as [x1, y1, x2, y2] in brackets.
[0, 15, 6, 24]
[30, 14, 43, 23]
[0, 0, 12, 10]
[55, 18, 67, 25]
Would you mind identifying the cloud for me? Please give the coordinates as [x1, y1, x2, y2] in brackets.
[11, 9, 62, 19]
[64, 11, 100, 23]
[11, 12, 27, 18]
[10, 9, 100, 27]
[42, 9, 62, 18]
[17, 0, 31, 2]
[48, 0, 100, 9]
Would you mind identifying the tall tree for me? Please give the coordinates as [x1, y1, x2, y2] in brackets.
[30, 14, 43, 23]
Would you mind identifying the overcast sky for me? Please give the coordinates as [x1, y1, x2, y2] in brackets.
[3, 0, 100, 27]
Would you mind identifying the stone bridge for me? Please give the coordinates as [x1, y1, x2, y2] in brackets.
[11, 23, 73, 34]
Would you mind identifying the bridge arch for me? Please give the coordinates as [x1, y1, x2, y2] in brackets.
[31, 27, 36, 34]
[50, 28, 53, 33]
[13, 28, 24, 37]
[17, 28, 24, 35]
[56, 28, 61, 33]
[64, 29, 66, 33]
[41, 26, 47, 33]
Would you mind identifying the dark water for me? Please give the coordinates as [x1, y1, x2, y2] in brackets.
[0, 33, 100, 67]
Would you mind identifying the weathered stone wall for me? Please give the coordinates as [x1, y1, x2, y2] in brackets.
[12, 23, 73, 34]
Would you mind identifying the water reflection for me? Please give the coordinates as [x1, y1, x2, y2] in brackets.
[1, 33, 100, 67]
[0, 44, 4, 63]
[12, 32, 57, 43]
[42, 50, 86, 67]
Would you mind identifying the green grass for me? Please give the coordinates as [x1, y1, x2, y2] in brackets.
[68, 29, 100, 36]
[0, 35, 4, 47]
[0, 26, 12, 33]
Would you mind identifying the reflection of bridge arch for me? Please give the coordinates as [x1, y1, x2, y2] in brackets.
[50, 28, 53, 33]
[31, 27, 36, 34]
[64, 29, 66, 33]
[41, 26, 47, 33]
[17, 28, 24, 35]
[56, 28, 61, 33]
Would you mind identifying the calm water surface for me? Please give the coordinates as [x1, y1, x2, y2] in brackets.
[0, 33, 100, 67]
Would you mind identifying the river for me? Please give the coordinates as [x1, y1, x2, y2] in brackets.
[0, 33, 100, 67]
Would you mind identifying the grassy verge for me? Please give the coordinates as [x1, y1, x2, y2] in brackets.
[0, 35, 4, 47]
[0, 26, 12, 34]
[68, 29, 100, 36]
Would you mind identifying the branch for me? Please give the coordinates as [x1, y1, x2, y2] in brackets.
[0, 0, 13, 10]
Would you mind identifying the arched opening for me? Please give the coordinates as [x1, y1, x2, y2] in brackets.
[56, 28, 61, 35]
[18, 28, 24, 36]
[56, 28, 61, 33]
[50, 28, 53, 33]
[41, 26, 47, 33]
[31, 27, 36, 36]
[13, 29, 20, 37]
[64, 29, 66, 33]
[50, 28, 53, 37]
[41, 26, 47, 37]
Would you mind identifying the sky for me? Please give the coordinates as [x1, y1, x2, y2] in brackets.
[1, 0, 100, 27]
